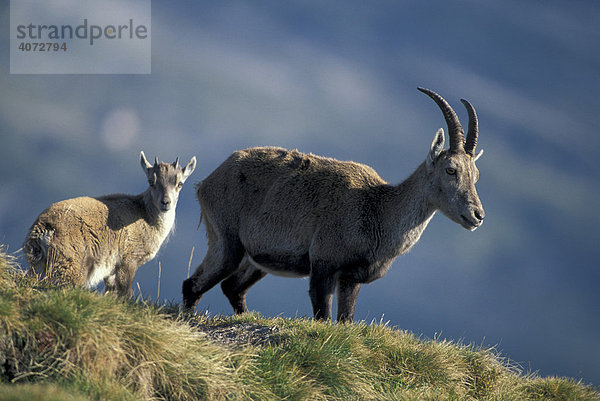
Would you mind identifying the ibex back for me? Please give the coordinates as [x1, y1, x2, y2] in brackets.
[183, 88, 485, 322]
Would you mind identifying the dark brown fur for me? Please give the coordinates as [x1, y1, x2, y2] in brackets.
[183, 89, 485, 321]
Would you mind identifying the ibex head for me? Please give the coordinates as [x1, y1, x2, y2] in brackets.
[418, 87, 485, 231]
[140, 151, 196, 212]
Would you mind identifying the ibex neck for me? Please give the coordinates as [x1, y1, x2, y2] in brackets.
[385, 162, 436, 255]
[142, 189, 176, 232]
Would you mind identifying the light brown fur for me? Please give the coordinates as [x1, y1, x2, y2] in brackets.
[24, 152, 196, 296]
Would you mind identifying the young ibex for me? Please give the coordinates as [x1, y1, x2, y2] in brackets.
[24, 152, 196, 296]
[183, 87, 485, 322]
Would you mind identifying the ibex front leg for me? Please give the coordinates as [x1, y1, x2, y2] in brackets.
[308, 261, 338, 320]
[115, 262, 137, 297]
[104, 274, 117, 293]
[337, 279, 361, 323]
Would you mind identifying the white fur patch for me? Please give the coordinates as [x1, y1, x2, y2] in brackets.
[158, 208, 176, 244]
[84, 257, 116, 289]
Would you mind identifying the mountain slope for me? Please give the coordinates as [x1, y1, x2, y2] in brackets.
[1, 247, 598, 401]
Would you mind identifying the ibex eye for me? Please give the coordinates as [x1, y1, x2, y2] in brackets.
[445, 168, 456, 175]
[177, 182, 183, 189]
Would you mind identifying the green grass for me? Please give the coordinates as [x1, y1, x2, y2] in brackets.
[1, 246, 598, 400]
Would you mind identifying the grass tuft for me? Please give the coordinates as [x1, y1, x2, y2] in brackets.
[1, 246, 598, 400]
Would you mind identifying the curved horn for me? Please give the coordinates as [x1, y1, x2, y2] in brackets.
[460, 99, 478, 156]
[418, 87, 464, 152]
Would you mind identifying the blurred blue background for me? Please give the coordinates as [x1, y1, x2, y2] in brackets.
[1, 0, 599, 387]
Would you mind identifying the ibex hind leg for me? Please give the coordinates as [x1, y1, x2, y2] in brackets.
[182, 233, 246, 311]
[23, 231, 51, 276]
[24, 239, 73, 287]
[220, 255, 267, 314]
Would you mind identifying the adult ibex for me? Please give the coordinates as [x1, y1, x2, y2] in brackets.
[183, 88, 484, 321]
[24, 152, 196, 296]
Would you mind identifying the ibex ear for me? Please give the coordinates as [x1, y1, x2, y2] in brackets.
[181, 156, 197, 182]
[427, 128, 445, 170]
[140, 151, 153, 173]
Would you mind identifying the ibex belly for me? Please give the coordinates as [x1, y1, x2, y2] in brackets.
[247, 253, 310, 278]
[339, 258, 394, 283]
